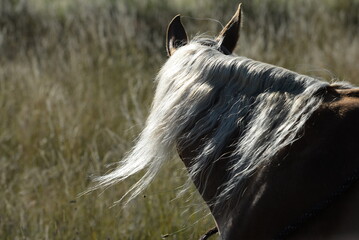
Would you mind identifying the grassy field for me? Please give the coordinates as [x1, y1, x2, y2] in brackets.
[1, 0, 359, 239]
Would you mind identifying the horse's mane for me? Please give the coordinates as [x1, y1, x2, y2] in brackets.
[93, 37, 342, 206]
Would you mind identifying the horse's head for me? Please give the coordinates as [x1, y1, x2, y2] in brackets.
[166, 4, 242, 57]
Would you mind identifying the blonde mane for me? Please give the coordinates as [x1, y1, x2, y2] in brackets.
[94, 38, 337, 206]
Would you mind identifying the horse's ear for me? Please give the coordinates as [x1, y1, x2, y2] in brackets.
[166, 15, 188, 57]
[217, 3, 242, 54]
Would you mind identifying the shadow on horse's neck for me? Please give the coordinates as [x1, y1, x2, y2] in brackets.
[177, 129, 243, 225]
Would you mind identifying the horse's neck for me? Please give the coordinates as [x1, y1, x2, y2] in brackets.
[179, 88, 359, 239]
[220, 90, 359, 239]
[291, 184, 359, 240]
[177, 132, 237, 207]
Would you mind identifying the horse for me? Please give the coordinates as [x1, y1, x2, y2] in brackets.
[94, 4, 359, 239]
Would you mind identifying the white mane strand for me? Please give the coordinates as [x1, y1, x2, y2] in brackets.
[94, 38, 331, 205]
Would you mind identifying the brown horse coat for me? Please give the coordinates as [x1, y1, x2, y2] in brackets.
[179, 87, 359, 239]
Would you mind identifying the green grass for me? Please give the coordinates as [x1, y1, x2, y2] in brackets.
[1, 0, 359, 239]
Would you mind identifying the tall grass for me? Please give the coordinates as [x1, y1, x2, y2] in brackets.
[1, 0, 358, 239]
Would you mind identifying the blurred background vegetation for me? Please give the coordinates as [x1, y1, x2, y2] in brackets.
[1, 0, 358, 239]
